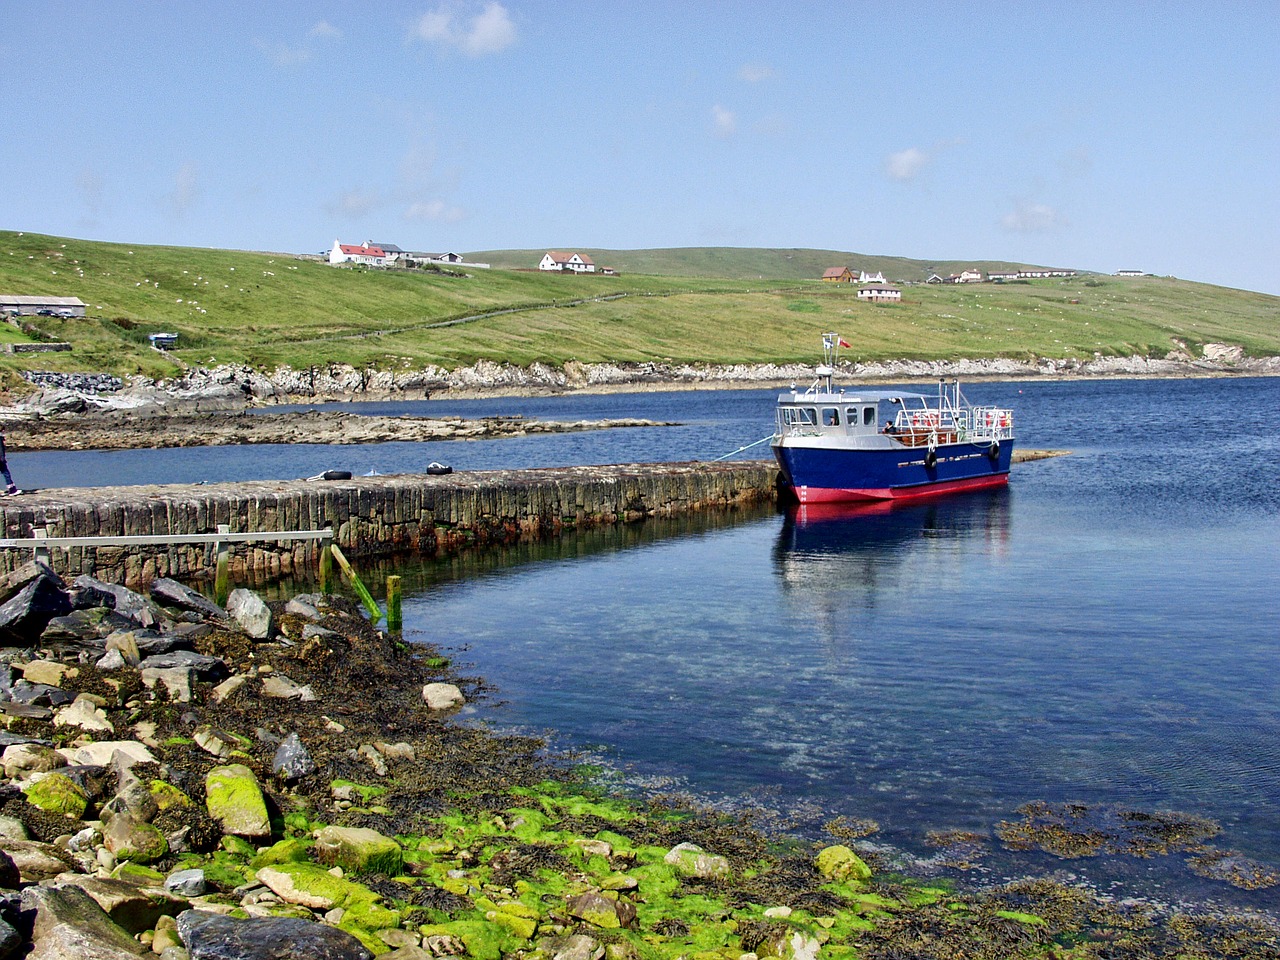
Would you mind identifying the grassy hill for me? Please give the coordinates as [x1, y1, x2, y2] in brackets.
[1, 231, 1277, 387]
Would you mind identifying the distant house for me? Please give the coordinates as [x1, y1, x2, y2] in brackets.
[539, 251, 595, 273]
[956, 269, 984, 284]
[0, 295, 86, 317]
[365, 241, 405, 262]
[858, 285, 901, 302]
[600, 266, 618, 276]
[822, 266, 853, 282]
[1116, 269, 1145, 277]
[1018, 268, 1077, 279]
[329, 240, 387, 267]
[858, 270, 886, 284]
[988, 270, 1019, 282]
[926, 273, 945, 284]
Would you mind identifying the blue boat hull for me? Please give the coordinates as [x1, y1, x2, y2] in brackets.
[773, 439, 1014, 503]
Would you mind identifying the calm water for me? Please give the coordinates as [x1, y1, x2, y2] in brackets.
[16, 377, 1280, 910]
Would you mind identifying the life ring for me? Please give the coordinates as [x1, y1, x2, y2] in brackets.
[924, 450, 938, 469]
[426, 462, 453, 476]
[987, 442, 1000, 460]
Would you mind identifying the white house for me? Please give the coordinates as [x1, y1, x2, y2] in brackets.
[858, 270, 886, 284]
[857, 285, 901, 302]
[1116, 269, 1145, 277]
[539, 251, 595, 273]
[956, 269, 984, 283]
[988, 270, 1019, 282]
[329, 240, 387, 267]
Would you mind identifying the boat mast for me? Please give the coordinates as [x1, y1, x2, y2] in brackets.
[817, 332, 840, 393]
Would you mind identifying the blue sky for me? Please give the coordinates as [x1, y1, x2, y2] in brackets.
[3, 2, 1277, 294]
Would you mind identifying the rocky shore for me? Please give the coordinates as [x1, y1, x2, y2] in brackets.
[0, 561, 1275, 959]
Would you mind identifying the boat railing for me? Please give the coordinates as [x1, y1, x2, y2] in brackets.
[891, 406, 1014, 445]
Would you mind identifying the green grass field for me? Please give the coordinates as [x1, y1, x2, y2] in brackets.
[1, 230, 1276, 387]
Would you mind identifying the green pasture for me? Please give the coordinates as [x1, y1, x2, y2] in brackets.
[1, 230, 1276, 386]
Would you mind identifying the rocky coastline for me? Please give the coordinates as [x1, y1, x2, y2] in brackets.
[0, 561, 1275, 959]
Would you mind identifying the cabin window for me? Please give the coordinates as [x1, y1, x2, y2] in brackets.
[822, 408, 840, 426]
[783, 407, 817, 427]
[863, 407, 875, 425]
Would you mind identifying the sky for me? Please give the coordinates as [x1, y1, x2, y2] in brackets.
[3, 2, 1278, 295]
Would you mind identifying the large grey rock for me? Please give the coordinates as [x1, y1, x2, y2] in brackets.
[0, 916, 19, 957]
[0, 576, 73, 646]
[21, 883, 146, 959]
[55, 874, 186, 935]
[421, 682, 464, 711]
[0, 838, 76, 883]
[9, 681, 72, 707]
[137, 651, 228, 683]
[271, 733, 315, 781]
[70, 576, 165, 629]
[40, 608, 134, 646]
[165, 868, 206, 898]
[177, 909, 374, 960]
[149, 579, 226, 620]
[225, 590, 272, 640]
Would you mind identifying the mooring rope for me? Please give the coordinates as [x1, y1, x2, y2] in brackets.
[711, 435, 774, 462]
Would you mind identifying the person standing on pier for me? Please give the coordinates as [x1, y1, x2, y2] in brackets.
[0, 429, 18, 495]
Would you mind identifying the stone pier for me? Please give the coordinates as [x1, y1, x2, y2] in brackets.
[0, 461, 778, 587]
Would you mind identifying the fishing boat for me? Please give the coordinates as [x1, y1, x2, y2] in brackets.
[771, 333, 1015, 503]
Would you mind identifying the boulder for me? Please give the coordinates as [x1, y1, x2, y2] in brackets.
[313, 825, 403, 876]
[226, 589, 272, 640]
[421, 682, 465, 711]
[149, 578, 226, 620]
[70, 576, 165, 628]
[0, 848, 20, 887]
[814, 844, 872, 883]
[0, 838, 76, 883]
[136, 650, 229, 683]
[9, 680, 72, 707]
[53, 695, 115, 734]
[21, 883, 146, 959]
[663, 842, 730, 879]
[193, 725, 250, 759]
[260, 674, 315, 701]
[41, 608, 135, 647]
[566, 891, 635, 930]
[271, 733, 315, 781]
[204, 764, 270, 840]
[54, 874, 186, 934]
[22, 771, 89, 819]
[59, 740, 156, 771]
[165, 867, 207, 898]
[177, 909, 374, 960]
[141, 667, 193, 703]
[19, 660, 74, 687]
[0, 575, 72, 645]
[103, 810, 168, 864]
[3, 742, 68, 779]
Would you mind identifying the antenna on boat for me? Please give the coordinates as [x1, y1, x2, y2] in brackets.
[816, 332, 841, 392]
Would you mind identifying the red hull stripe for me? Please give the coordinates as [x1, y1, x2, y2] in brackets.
[794, 473, 1009, 504]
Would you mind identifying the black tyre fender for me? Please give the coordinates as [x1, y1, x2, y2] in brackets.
[321, 470, 352, 480]
[924, 450, 938, 470]
[987, 442, 1000, 460]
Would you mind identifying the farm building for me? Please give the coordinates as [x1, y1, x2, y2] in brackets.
[0, 295, 86, 317]
[329, 241, 387, 267]
[857, 285, 901, 302]
[822, 267, 853, 282]
[539, 251, 595, 273]
[858, 270, 886, 283]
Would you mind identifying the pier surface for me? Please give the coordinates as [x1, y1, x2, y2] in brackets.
[0, 461, 779, 586]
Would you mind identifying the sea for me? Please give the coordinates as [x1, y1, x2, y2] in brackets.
[12, 375, 1280, 914]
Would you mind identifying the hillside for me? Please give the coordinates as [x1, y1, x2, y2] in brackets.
[1, 231, 1277, 389]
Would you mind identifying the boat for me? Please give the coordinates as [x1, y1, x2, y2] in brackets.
[771, 333, 1015, 503]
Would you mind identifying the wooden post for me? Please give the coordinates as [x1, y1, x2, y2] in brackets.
[214, 524, 231, 606]
[319, 543, 334, 595]
[328, 543, 382, 624]
[386, 575, 402, 632]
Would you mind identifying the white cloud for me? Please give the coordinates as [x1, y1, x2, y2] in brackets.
[711, 105, 737, 140]
[167, 163, 199, 218]
[405, 199, 465, 223]
[1000, 200, 1068, 233]
[738, 62, 776, 83]
[309, 21, 342, 40]
[412, 2, 516, 56]
[885, 147, 928, 182]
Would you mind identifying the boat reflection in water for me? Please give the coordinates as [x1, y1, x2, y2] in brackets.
[773, 489, 1012, 646]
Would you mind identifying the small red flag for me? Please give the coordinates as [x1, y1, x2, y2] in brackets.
[838, 339, 851, 348]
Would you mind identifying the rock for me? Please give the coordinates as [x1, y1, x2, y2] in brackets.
[0, 916, 18, 957]
[141, 667, 193, 703]
[22, 771, 89, 819]
[193, 726, 249, 760]
[3, 742, 68, 779]
[54, 695, 116, 733]
[104, 631, 142, 666]
[19, 660, 74, 687]
[177, 908, 375, 960]
[211, 676, 245, 703]
[136, 651, 228, 683]
[814, 844, 871, 883]
[71, 576, 164, 628]
[96, 648, 128, 671]
[271, 733, 315, 781]
[536, 934, 604, 960]
[254, 864, 348, 910]
[59, 740, 156, 770]
[41, 608, 135, 646]
[166, 868, 207, 898]
[566, 891, 634, 930]
[103, 810, 168, 864]
[0, 838, 76, 883]
[204, 764, 270, 840]
[21, 883, 146, 959]
[284, 596, 323, 620]
[152, 914, 182, 954]
[225, 589, 272, 640]
[421, 682, 464, 711]
[0, 848, 20, 888]
[0, 816, 30, 842]
[663, 842, 730, 879]
[259, 675, 315, 701]
[149, 579, 226, 620]
[373, 741, 415, 762]
[55, 874, 186, 934]
[0, 571, 72, 645]
[10, 680, 73, 707]
[313, 825, 403, 876]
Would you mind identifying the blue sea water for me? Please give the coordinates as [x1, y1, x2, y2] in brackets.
[13, 376, 1280, 910]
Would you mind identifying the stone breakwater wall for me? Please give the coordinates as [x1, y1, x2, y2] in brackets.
[0, 461, 778, 587]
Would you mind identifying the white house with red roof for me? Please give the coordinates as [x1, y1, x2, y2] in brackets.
[538, 251, 595, 273]
[329, 240, 388, 267]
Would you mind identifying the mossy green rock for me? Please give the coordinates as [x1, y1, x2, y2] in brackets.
[815, 845, 872, 882]
[23, 773, 89, 819]
[314, 824, 403, 876]
[256, 862, 368, 910]
[419, 920, 515, 960]
[104, 812, 168, 864]
[205, 763, 270, 840]
[251, 836, 312, 868]
[486, 908, 536, 940]
[149, 780, 191, 812]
